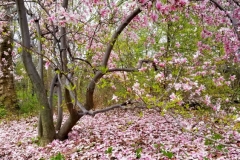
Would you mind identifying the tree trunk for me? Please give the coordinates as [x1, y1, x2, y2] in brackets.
[16, 0, 56, 146]
[57, 89, 81, 140]
[0, 7, 17, 113]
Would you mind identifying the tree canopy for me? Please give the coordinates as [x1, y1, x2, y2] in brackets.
[0, 0, 240, 158]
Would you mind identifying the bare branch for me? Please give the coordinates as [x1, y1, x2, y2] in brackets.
[78, 100, 139, 116]
[107, 68, 137, 72]
[137, 59, 158, 71]
[0, 2, 15, 6]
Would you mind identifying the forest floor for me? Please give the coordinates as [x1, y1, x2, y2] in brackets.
[0, 108, 240, 160]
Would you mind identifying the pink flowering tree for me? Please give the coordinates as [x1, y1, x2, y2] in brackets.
[0, 1, 18, 114]
[12, 0, 240, 145]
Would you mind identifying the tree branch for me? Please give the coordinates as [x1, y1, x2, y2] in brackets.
[78, 100, 139, 116]
[101, 8, 142, 67]
[107, 59, 158, 73]
[85, 7, 143, 110]
[232, 0, 240, 7]
[137, 59, 158, 71]
[107, 68, 137, 72]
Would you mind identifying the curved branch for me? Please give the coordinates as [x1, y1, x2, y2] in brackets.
[137, 59, 158, 71]
[85, 7, 143, 110]
[101, 8, 142, 67]
[78, 100, 138, 116]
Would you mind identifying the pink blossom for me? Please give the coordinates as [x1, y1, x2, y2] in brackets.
[155, 72, 165, 81]
[111, 85, 116, 90]
[151, 13, 158, 22]
[47, 15, 56, 24]
[170, 92, 176, 101]
[112, 94, 118, 102]
[156, 1, 162, 10]
[127, 87, 132, 92]
[45, 61, 50, 70]
[3, 51, 8, 56]
[182, 83, 192, 91]
[224, 81, 230, 86]
[174, 83, 182, 90]
[158, 62, 165, 68]
[133, 82, 140, 89]
[100, 9, 108, 17]
[230, 75, 236, 81]
[179, 0, 189, 6]
[204, 95, 211, 106]
[213, 103, 221, 111]
[59, 20, 66, 27]
[139, 67, 147, 72]
[175, 42, 180, 48]
[138, 0, 147, 4]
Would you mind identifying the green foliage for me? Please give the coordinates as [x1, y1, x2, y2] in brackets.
[105, 146, 113, 154]
[204, 133, 223, 146]
[204, 132, 223, 146]
[17, 89, 39, 115]
[212, 133, 223, 140]
[98, 66, 108, 74]
[161, 149, 174, 159]
[204, 132, 228, 154]
[138, 111, 144, 117]
[154, 143, 174, 159]
[216, 144, 225, 151]
[204, 138, 213, 146]
[135, 148, 142, 159]
[0, 107, 7, 118]
[31, 136, 40, 146]
[50, 152, 65, 160]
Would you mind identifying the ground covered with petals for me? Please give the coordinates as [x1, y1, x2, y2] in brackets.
[0, 109, 240, 160]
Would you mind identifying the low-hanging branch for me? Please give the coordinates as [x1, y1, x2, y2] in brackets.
[59, 59, 158, 113]
[78, 100, 141, 116]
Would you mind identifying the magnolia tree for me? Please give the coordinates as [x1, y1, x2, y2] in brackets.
[8, 0, 240, 145]
[0, 2, 18, 112]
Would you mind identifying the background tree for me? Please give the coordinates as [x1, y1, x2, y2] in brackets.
[0, 3, 18, 116]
